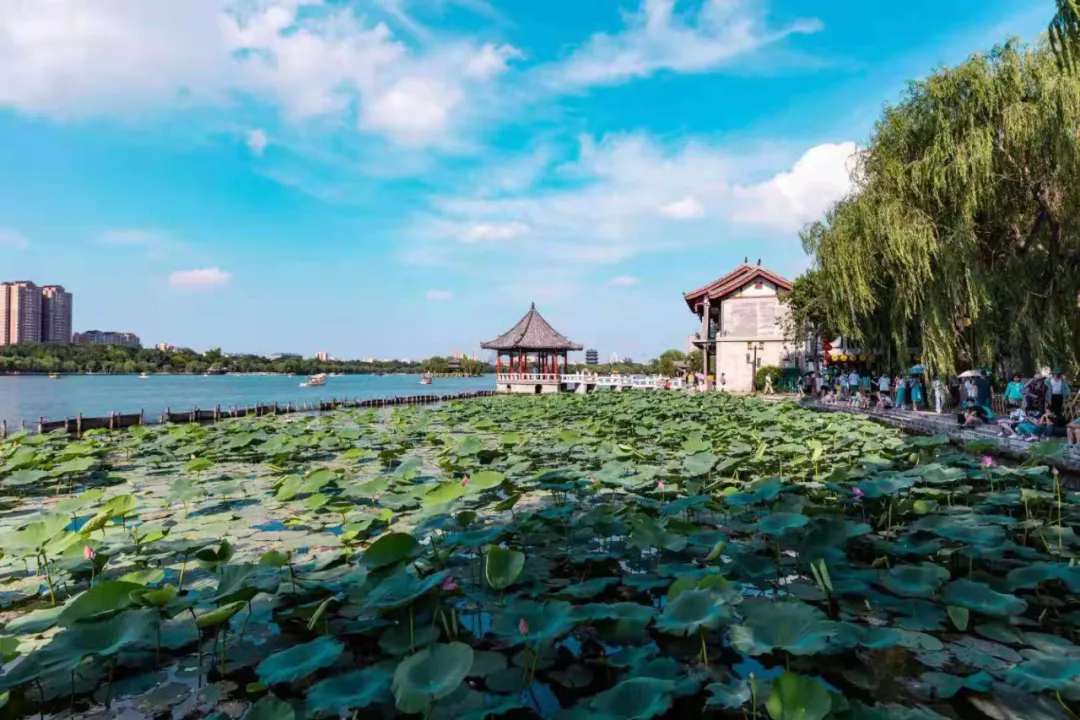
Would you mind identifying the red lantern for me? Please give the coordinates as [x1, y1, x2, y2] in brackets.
[822, 341, 833, 352]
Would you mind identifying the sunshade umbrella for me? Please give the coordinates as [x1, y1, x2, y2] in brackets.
[958, 370, 982, 379]
[909, 365, 925, 375]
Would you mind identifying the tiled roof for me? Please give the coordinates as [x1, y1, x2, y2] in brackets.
[684, 264, 793, 311]
[481, 303, 584, 351]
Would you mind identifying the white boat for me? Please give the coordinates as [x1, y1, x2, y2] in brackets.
[420, 373, 433, 385]
[48, 373, 61, 380]
[139, 372, 149, 379]
[300, 373, 328, 388]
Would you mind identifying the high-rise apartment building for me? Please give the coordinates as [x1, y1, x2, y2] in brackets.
[73, 330, 141, 348]
[0, 281, 42, 345]
[40, 285, 73, 344]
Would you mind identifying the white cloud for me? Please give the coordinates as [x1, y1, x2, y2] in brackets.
[465, 43, 523, 79]
[426, 289, 453, 300]
[246, 129, 269, 156]
[730, 142, 860, 232]
[169, 267, 232, 290]
[0, 229, 29, 250]
[0, 1, 517, 147]
[550, 0, 822, 89]
[414, 134, 857, 269]
[607, 276, 640, 287]
[459, 221, 530, 243]
[660, 196, 704, 220]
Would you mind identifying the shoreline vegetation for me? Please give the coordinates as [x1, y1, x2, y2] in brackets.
[0, 344, 490, 377]
[0, 344, 704, 378]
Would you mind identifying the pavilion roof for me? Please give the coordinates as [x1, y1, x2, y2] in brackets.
[481, 303, 583, 351]
[683, 263, 793, 311]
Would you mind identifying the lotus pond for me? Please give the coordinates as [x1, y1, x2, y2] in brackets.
[0, 392, 1079, 720]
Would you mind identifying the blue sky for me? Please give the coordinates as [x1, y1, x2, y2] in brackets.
[0, 0, 1053, 360]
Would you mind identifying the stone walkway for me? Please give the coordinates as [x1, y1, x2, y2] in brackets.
[765, 394, 1080, 475]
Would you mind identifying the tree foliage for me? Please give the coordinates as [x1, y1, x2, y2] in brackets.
[1051, 0, 1080, 71]
[0, 343, 490, 376]
[804, 40, 1080, 376]
[780, 270, 837, 348]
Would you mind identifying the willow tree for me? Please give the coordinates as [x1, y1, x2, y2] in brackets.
[804, 41, 1080, 376]
[1052, 0, 1080, 70]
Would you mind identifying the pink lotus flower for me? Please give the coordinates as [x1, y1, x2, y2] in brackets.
[441, 575, 459, 592]
[588, 476, 596, 484]
[852, 487, 864, 499]
[518, 619, 529, 635]
[83, 545, 95, 560]
[1053, 467, 1060, 477]
[658, 481, 666, 491]
[981, 455, 996, 469]
[462, 476, 470, 487]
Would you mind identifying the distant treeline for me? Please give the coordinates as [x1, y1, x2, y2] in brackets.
[0, 344, 491, 376]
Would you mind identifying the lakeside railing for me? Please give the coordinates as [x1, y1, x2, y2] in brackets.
[0, 390, 498, 439]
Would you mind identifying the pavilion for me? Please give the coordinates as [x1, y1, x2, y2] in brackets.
[482, 303, 583, 394]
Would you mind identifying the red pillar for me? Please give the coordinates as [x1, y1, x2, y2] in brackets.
[496, 354, 501, 374]
[554, 352, 559, 375]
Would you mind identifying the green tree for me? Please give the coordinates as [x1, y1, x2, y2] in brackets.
[657, 349, 685, 377]
[805, 40, 1080, 376]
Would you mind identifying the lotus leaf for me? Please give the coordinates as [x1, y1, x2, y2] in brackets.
[920, 670, 991, 699]
[492, 600, 576, 645]
[59, 580, 143, 625]
[257, 635, 344, 685]
[656, 589, 735, 636]
[244, 695, 296, 720]
[362, 532, 420, 569]
[942, 580, 1027, 618]
[765, 672, 832, 720]
[732, 602, 837, 656]
[558, 576, 618, 599]
[706, 677, 752, 709]
[1004, 657, 1080, 692]
[363, 569, 450, 610]
[392, 642, 474, 713]
[196, 600, 247, 628]
[485, 545, 525, 590]
[755, 512, 809, 536]
[305, 667, 389, 716]
[585, 677, 678, 720]
[468, 650, 508, 678]
[880, 563, 951, 599]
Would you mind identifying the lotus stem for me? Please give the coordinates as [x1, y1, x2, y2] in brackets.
[699, 628, 708, 665]
[1057, 691, 1078, 718]
[104, 657, 116, 708]
[220, 627, 228, 675]
[409, 605, 415, 654]
[40, 553, 56, 606]
[178, 554, 187, 593]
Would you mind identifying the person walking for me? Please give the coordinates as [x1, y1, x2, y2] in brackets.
[932, 375, 946, 414]
[763, 374, 775, 395]
[895, 376, 907, 409]
[911, 375, 925, 410]
[878, 373, 891, 397]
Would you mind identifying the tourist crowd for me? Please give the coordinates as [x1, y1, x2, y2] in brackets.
[800, 368, 1080, 450]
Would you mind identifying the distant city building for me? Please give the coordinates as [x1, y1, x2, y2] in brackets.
[74, 330, 141, 348]
[0, 281, 42, 345]
[155, 343, 176, 352]
[40, 285, 73, 344]
[268, 353, 302, 360]
[315, 351, 330, 361]
[585, 349, 599, 365]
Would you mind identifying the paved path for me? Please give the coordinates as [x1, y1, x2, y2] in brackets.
[764, 394, 1080, 475]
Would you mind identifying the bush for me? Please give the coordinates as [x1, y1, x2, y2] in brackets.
[755, 365, 783, 392]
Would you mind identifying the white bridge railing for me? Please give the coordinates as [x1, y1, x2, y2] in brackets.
[495, 373, 684, 390]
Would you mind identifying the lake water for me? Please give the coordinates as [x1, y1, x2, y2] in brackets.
[0, 374, 495, 425]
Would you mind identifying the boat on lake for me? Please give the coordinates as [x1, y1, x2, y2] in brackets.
[300, 373, 328, 388]
[420, 373, 434, 385]
[48, 373, 60, 380]
[139, 372, 149, 379]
